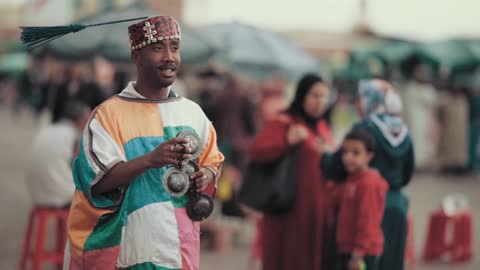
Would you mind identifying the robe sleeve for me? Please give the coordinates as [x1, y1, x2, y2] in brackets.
[198, 123, 225, 197]
[72, 114, 127, 209]
[249, 117, 291, 162]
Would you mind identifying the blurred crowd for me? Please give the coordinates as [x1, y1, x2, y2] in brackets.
[0, 53, 479, 207]
[332, 64, 480, 175]
[0, 52, 479, 269]
[4, 57, 479, 175]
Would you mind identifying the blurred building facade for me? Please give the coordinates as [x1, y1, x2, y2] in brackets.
[277, 0, 384, 73]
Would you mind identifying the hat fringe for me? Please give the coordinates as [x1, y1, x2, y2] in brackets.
[21, 25, 86, 49]
[20, 16, 148, 49]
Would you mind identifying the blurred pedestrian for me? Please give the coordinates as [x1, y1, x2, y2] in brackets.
[322, 79, 415, 270]
[25, 101, 90, 208]
[403, 64, 438, 170]
[14, 57, 42, 116]
[250, 73, 334, 270]
[215, 74, 257, 171]
[74, 60, 110, 110]
[214, 74, 257, 217]
[196, 69, 222, 122]
[437, 86, 468, 173]
[36, 60, 64, 116]
[51, 64, 89, 123]
[335, 129, 388, 270]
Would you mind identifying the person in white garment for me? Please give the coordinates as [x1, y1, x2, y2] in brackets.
[26, 101, 91, 207]
[403, 64, 439, 170]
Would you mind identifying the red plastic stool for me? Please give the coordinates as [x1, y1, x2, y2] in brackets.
[405, 213, 416, 267]
[451, 211, 473, 262]
[18, 207, 69, 270]
[422, 209, 473, 264]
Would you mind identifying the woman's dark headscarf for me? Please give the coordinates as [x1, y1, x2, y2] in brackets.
[287, 73, 326, 130]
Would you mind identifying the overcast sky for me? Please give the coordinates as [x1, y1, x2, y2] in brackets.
[3, 0, 480, 41]
[185, 0, 480, 41]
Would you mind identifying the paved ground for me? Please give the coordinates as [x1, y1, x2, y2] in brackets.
[0, 107, 478, 270]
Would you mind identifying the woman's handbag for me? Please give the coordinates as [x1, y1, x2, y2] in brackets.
[239, 149, 297, 215]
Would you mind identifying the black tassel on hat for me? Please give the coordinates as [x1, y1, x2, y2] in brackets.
[20, 16, 148, 49]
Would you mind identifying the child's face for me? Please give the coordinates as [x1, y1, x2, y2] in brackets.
[341, 139, 374, 174]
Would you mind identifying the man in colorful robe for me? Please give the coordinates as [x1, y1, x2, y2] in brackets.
[64, 16, 224, 270]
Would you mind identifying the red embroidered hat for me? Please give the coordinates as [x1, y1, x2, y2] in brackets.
[128, 16, 181, 51]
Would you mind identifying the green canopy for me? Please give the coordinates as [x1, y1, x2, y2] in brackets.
[348, 47, 387, 79]
[466, 39, 480, 63]
[348, 39, 480, 79]
[374, 42, 417, 66]
[348, 41, 417, 78]
[332, 64, 381, 82]
[413, 40, 477, 74]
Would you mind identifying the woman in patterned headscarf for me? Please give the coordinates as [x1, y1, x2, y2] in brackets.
[322, 79, 415, 270]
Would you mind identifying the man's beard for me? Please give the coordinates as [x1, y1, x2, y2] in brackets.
[147, 70, 176, 88]
[157, 78, 175, 88]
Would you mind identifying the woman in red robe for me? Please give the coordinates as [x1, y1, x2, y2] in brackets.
[250, 74, 335, 270]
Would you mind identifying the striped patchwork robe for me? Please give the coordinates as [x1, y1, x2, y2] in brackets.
[64, 82, 224, 270]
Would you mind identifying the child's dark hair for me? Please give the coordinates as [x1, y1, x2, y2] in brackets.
[344, 128, 376, 152]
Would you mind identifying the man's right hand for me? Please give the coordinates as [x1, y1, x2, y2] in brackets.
[92, 137, 194, 196]
[146, 137, 193, 168]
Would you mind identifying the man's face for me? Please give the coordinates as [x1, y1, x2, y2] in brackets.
[133, 39, 181, 88]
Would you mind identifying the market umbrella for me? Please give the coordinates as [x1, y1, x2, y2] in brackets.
[199, 22, 321, 80]
[31, 4, 217, 64]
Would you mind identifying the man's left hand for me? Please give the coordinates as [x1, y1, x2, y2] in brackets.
[189, 167, 214, 192]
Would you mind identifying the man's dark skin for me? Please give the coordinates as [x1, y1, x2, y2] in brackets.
[91, 39, 214, 196]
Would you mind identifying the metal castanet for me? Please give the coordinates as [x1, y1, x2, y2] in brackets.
[183, 160, 214, 221]
[162, 131, 200, 197]
[186, 193, 214, 222]
[177, 130, 202, 160]
[163, 167, 190, 197]
[162, 131, 214, 221]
